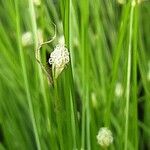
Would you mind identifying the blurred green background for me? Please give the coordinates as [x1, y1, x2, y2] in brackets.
[0, 0, 150, 149]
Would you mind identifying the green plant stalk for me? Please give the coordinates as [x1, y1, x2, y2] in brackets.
[69, 0, 79, 148]
[28, 0, 52, 142]
[61, 0, 80, 149]
[92, 0, 107, 123]
[14, 0, 41, 150]
[70, 90, 77, 149]
[105, 4, 131, 126]
[80, 0, 90, 149]
[81, 3, 85, 148]
[132, 4, 139, 150]
[86, 87, 90, 150]
[124, 2, 134, 150]
[52, 66, 64, 150]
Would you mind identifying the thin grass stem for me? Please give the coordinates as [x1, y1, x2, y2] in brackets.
[124, 1, 135, 150]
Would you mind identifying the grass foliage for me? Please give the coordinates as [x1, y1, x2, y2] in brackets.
[0, 0, 150, 149]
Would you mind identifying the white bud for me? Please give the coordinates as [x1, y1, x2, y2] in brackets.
[49, 44, 69, 78]
[115, 82, 123, 97]
[97, 127, 113, 148]
[22, 32, 33, 47]
[132, 0, 136, 6]
[22, 29, 43, 47]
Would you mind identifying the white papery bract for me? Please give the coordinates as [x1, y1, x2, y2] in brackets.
[58, 35, 65, 45]
[49, 44, 69, 78]
[97, 127, 113, 148]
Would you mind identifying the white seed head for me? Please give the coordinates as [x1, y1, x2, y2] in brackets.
[49, 44, 69, 78]
[97, 127, 113, 148]
[49, 44, 69, 68]
[115, 82, 123, 97]
[22, 31, 33, 47]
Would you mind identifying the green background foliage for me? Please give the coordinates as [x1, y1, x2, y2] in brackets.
[0, 0, 150, 149]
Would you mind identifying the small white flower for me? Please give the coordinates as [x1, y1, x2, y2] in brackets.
[97, 127, 113, 148]
[115, 82, 123, 97]
[22, 31, 33, 47]
[22, 29, 43, 47]
[49, 44, 69, 78]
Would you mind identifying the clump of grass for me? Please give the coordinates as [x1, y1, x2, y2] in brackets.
[0, 0, 150, 149]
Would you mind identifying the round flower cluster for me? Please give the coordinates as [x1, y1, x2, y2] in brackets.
[49, 44, 69, 68]
[49, 44, 69, 78]
[96, 127, 113, 148]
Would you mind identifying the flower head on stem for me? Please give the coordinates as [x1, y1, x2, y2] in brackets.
[97, 127, 113, 149]
[49, 44, 70, 79]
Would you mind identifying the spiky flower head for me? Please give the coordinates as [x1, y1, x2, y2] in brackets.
[49, 44, 69, 78]
[97, 127, 113, 148]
